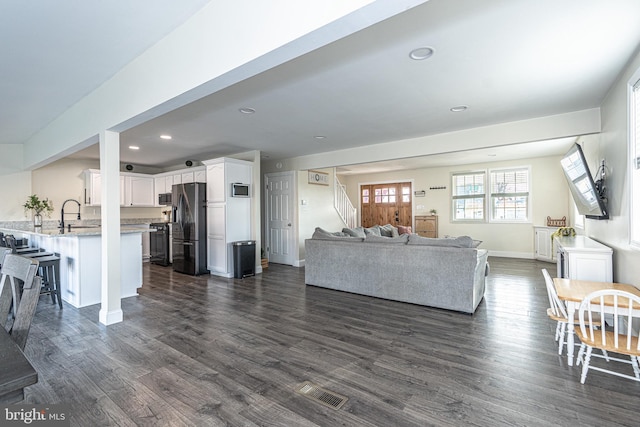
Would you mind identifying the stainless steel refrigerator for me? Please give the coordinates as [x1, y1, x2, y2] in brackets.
[172, 182, 208, 275]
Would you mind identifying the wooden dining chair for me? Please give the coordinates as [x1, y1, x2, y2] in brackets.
[542, 269, 604, 356]
[0, 254, 41, 350]
[575, 289, 640, 384]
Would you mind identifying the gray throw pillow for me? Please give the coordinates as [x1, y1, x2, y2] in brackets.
[379, 224, 399, 237]
[364, 226, 382, 237]
[342, 227, 366, 238]
[312, 227, 362, 241]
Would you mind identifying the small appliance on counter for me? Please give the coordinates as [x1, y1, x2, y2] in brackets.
[149, 222, 170, 266]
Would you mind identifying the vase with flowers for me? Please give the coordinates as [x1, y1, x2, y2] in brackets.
[23, 194, 54, 227]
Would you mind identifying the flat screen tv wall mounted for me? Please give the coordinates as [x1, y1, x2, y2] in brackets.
[560, 143, 608, 220]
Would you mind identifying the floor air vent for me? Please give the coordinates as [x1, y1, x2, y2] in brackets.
[295, 381, 348, 410]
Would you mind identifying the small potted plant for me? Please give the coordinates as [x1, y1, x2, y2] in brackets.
[23, 194, 54, 227]
[429, 208, 437, 216]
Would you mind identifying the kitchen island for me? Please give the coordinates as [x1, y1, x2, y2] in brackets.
[0, 226, 149, 308]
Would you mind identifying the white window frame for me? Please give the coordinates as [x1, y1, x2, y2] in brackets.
[629, 69, 640, 249]
[451, 171, 486, 222]
[488, 166, 531, 223]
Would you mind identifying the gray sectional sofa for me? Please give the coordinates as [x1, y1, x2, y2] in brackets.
[304, 228, 489, 314]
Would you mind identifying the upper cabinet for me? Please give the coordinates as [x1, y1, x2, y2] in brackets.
[85, 165, 206, 208]
[152, 166, 206, 206]
[84, 169, 102, 206]
[123, 174, 155, 207]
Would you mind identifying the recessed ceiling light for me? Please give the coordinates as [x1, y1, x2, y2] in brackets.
[314, 135, 326, 140]
[128, 145, 140, 150]
[409, 46, 434, 60]
[450, 105, 468, 112]
[160, 135, 172, 140]
[239, 107, 255, 114]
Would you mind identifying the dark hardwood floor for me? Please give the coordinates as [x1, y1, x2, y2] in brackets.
[22, 257, 640, 426]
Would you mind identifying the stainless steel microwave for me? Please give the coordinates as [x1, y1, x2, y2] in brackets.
[231, 183, 250, 198]
[158, 192, 172, 205]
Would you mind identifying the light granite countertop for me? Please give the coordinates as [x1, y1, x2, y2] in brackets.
[0, 225, 153, 238]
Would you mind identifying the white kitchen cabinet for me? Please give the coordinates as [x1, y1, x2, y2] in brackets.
[86, 169, 154, 207]
[182, 171, 194, 183]
[206, 163, 225, 203]
[534, 226, 556, 262]
[194, 168, 206, 183]
[122, 174, 155, 207]
[555, 235, 613, 282]
[84, 169, 102, 206]
[163, 176, 173, 193]
[202, 157, 253, 277]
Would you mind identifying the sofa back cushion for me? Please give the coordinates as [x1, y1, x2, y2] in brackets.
[312, 227, 363, 241]
[342, 227, 366, 238]
[364, 234, 409, 244]
[408, 234, 474, 248]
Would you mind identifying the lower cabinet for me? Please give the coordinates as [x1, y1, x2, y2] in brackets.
[555, 235, 613, 282]
[415, 215, 438, 238]
[207, 205, 228, 276]
[534, 226, 556, 262]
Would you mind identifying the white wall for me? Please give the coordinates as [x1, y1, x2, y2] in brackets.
[590, 46, 640, 284]
[297, 168, 346, 260]
[339, 155, 569, 257]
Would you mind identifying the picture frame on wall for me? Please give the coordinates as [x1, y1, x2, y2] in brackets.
[308, 170, 329, 185]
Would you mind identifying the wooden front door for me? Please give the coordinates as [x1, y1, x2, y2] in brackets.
[360, 182, 412, 228]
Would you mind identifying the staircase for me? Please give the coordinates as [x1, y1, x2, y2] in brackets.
[334, 174, 357, 228]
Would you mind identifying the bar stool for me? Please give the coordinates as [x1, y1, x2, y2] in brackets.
[4, 235, 49, 256]
[34, 255, 62, 309]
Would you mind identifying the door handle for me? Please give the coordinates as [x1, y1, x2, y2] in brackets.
[288, 223, 292, 227]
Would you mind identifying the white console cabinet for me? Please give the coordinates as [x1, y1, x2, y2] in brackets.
[202, 157, 253, 278]
[534, 226, 556, 262]
[555, 235, 613, 282]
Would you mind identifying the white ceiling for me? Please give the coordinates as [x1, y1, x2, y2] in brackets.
[4, 0, 640, 174]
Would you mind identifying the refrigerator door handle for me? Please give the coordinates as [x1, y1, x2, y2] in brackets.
[183, 242, 194, 246]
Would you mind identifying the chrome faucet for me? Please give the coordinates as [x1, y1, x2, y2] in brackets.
[60, 199, 81, 231]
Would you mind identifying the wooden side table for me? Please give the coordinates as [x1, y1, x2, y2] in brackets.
[415, 215, 438, 238]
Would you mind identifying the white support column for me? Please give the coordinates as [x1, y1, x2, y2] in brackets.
[98, 130, 123, 325]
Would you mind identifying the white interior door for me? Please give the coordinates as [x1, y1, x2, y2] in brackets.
[265, 171, 295, 265]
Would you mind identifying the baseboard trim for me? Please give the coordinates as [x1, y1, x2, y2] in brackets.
[99, 308, 123, 325]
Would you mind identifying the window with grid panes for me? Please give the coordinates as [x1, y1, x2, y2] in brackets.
[374, 186, 396, 204]
[490, 167, 530, 222]
[452, 172, 485, 220]
[630, 75, 640, 247]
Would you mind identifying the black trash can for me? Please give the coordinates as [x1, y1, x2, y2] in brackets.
[233, 240, 256, 278]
